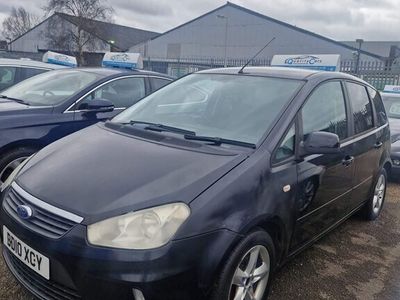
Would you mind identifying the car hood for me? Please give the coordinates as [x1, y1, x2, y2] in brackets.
[16, 124, 248, 224]
[0, 101, 53, 127]
[0, 100, 29, 111]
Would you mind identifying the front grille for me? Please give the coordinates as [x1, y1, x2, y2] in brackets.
[4, 249, 81, 300]
[3, 187, 77, 239]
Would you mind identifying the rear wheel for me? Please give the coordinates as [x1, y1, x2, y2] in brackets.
[211, 230, 275, 300]
[0, 147, 36, 186]
[363, 169, 387, 220]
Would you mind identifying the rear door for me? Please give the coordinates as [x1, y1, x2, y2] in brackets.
[344, 82, 388, 208]
[290, 80, 355, 251]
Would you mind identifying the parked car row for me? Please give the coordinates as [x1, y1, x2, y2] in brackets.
[0, 58, 67, 91]
[0, 66, 172, 186]
[0, 63, 393, 300]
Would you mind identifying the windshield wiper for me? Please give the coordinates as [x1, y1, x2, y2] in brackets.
[184, 134, 256, 149]
[0, 95, 29, 105]
[126, 120, 196, 136]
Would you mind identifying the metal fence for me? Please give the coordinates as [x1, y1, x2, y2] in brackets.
[340, 60, 400, 90]
[144, 57, 400, 90]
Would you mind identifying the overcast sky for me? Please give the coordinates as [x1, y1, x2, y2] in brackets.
[0, 0, 399, 41]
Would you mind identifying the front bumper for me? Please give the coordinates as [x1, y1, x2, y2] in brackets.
[0, 204, 239, 300]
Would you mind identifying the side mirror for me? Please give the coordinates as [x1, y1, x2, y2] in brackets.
[301, 131, 340, 155]
[78, 98, 114, 113]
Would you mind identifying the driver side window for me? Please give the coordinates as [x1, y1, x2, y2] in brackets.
[75, 77, 145, 110]
[302, 81, 348, 141]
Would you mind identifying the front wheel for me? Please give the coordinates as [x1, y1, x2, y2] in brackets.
[211, 230, 275, 300]
[0, 147, 36, 186]
[363, 169, 387, 221]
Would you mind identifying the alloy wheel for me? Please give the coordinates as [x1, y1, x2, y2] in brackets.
[229, 245, 270, 300]
[372, 174, 385, 215]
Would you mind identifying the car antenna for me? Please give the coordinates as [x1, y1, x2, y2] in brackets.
[238, 37, 276, 74]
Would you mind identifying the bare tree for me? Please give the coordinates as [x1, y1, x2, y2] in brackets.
[2, 7, 40, 40]
[44, 0, 113, 65]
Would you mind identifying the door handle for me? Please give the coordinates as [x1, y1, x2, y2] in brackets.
[374, 141, 383, 149]
[342, 155, 354, 167]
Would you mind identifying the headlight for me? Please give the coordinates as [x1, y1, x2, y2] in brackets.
[87, 203, 190, 250]
[0, 158, 30, 193]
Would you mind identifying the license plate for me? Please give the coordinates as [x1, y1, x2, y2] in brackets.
[3, 226, 50, 280]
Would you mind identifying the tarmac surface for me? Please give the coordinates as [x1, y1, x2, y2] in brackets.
[0, 183, 399, 300]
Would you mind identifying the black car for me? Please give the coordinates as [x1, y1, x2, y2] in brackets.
[0, 67, 391, 300]
[0, 68, 172, 186]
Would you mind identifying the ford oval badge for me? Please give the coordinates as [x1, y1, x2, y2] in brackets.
[17, 205, 33, 220]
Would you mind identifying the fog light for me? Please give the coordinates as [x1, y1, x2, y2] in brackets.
[393, 159, 400, 166]
[133, 289, 145, 300]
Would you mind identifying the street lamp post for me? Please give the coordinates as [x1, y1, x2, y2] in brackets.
[217, 15, 228, 68]
[5, 37, 11, 52]
[108, 40, 115, 52]
[355, 38, 364, 76]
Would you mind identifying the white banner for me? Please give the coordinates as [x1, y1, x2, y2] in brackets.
[271, 54, 341, 71]
[102, 52, 143, 70]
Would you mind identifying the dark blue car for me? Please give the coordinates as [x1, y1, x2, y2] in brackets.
[0, 67, 391, 300]
[0, 68, 172, 186]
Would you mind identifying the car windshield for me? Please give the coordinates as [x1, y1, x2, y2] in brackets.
[1, 69, 101, 106]
[113, 74, 303, 145]
[382, 95, 400, 119]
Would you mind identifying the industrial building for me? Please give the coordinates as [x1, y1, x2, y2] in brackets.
[130, 2, 385, 76]
[7, 13, 159, 63]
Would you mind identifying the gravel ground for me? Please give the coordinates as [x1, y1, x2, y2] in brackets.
[0, 183, 399, 300]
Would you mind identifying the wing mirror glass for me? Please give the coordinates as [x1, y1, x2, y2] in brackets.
[300, 131, 340, 155]
[78, 98, 115, 113]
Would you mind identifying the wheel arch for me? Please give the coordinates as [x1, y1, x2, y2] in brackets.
[383, 160, 391, 175]
[234, 215, 288, 268]
[0, 139, 43, 155]
[250, 216, 287, 266]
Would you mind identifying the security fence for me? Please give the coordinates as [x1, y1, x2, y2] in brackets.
[340, 60, 400, 90]
[143, 57, 400, 90]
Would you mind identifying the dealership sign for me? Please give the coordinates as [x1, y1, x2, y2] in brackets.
[383, 85, 400, 94]
[271, 54, 341, 71]
[42, 51, 77, 67]
[102, 52, 143, 70]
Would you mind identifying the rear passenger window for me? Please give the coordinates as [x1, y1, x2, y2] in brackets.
[0, 66, 16, 90]
[302, 81, 348, 140]
[151, 78, 171, 92]
[347, 82, 373, 134]
[368, 87, 387, 127]
[20, 67, 47, 80]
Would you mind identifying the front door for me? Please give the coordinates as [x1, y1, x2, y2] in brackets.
[71, 76, 148, 131]
[290, 80, 355, 251]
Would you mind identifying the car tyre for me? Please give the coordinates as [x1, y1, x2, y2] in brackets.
[211, 229, 275, 300]
[0, 147, 35, 186]
[363, 168, 387, 221]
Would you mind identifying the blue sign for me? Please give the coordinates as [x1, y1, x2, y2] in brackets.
[17, 205, 33, 220]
